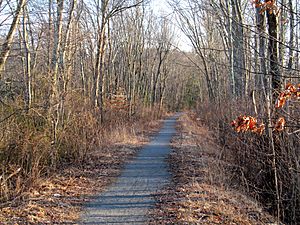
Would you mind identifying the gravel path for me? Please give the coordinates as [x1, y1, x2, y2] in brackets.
[80, 115, 178, 224]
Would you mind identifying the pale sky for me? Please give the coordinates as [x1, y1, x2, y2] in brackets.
[150, 0, 193, 52]
[0, 0, 193, 51]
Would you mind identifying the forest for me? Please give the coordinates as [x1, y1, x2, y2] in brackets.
[0, 0, 299, 224]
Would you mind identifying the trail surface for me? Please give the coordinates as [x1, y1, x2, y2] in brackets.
[80, 115, 178, 224]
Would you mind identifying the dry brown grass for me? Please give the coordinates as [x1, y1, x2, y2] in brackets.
[0, 145, 140, 224]
[197, 99, 300, 224]
[151, 112, 276, 224]
[0, 102, 165, 224]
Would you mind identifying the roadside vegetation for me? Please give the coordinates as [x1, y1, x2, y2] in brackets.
[152, 113, 276, 224]
[0, 107, 165, 223]
[0, 0, 188, 222]
[166, 0, 300, 223]
[1, 0, 300, 224]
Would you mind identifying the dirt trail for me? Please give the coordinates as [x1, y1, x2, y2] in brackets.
[80, 115, 179, 224]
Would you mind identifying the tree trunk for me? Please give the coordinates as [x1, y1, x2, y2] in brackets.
[0, 0, 26, 78]
[225, 0, 235, 96]
[51, 0, 64, 89]
[267, 8, 281, 93]
[230, 0, 245, 97]
[22, 5, 32, 110]
[256, 5, 267, 91]
[50, 0, 64, 157]
[61, 0, 77, 90]
[93, 0, 109, 123]
[267, 5, 282, 222]
[287, 0, 294, 71]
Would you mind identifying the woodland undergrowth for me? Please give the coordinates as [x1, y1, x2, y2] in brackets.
[197, 99, 300, 225]
[0, 94, 164, 204]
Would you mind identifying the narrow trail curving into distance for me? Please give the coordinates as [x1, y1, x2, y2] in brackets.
[80, 114, 179, 224]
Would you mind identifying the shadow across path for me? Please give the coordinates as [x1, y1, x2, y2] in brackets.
[80, 115, 179, 224]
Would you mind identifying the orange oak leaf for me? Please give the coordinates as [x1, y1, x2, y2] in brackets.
[249, 117, 257, 130]
[274, 117, 285, 132]
[253, 123, 265, 135]
[231, 115, 264, 135]
[275, 93, 286, 108]
[286, 83, 297, 93]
